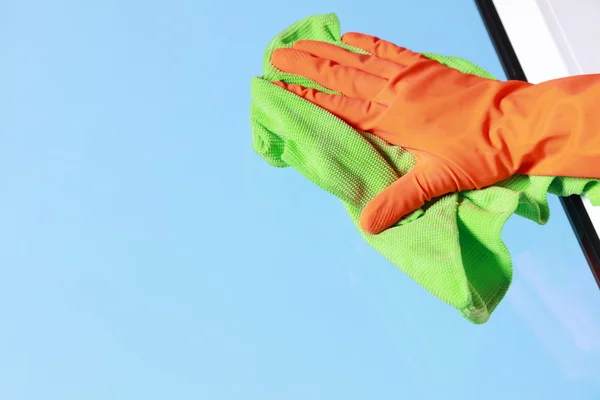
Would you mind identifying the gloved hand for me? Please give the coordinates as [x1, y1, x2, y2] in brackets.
[271, 32, 600, 234]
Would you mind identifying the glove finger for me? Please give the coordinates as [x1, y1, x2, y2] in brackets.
[342, 32, 427, 67]
[292, 40, 404, 79]
[359, 156, 456, 234]
[271, 48, 387, 101]
[271, 81, 385, 131]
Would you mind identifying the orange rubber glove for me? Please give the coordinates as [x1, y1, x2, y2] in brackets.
[271, 32, 600, 234]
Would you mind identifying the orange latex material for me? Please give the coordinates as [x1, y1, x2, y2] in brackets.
[270, 32, 600, 234]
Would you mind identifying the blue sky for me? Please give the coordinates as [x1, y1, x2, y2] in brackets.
[2, 0, 600, 399]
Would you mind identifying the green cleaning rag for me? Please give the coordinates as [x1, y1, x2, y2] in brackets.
[249, 13, 600, 324]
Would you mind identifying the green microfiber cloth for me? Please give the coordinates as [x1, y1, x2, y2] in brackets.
[250, 13, 600, 323]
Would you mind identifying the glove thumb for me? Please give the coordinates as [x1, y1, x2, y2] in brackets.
[359, 156, 457, 234]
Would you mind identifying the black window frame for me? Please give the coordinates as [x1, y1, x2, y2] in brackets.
[474, 0, 600, 287]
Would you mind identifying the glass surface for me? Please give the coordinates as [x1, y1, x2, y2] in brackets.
[2, 0, 600, 399]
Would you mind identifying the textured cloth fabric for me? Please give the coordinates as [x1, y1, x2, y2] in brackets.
[250, 13, 600, 323]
